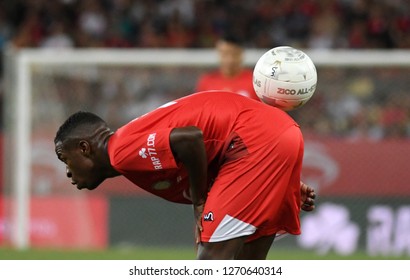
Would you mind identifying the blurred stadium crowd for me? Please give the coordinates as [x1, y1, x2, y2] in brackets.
[2, 0, 409, 49]
[0, 0, 409, 139]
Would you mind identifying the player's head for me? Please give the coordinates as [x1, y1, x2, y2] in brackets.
[54, 111, 113, 190]
[216, 31, 245, 77]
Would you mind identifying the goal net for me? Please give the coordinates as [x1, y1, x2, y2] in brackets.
[2, 48, 410, 257]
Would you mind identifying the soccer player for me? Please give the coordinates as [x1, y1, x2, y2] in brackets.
[195, 33, 260, 101]
[54, 91, 315, 260]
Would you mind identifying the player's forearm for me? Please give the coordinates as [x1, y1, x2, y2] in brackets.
[170, 126, 208, 205]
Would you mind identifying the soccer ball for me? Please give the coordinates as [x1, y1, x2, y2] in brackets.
[253, 46, 317, 111]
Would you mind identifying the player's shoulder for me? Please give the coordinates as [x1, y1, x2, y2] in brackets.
[196, 71, 225, 91]
[199, 70, 223, 80]
[239, 68, 253, 77]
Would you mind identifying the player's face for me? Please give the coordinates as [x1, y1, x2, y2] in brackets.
[216, 41, 243, 77]
[55, 141, 104, 190]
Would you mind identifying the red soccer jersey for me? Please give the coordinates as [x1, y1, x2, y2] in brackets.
[196, 69, 260, 101]
[107, 91, 297, 204]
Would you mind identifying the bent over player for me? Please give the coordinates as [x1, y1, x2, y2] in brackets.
[54, 91, 315, 259]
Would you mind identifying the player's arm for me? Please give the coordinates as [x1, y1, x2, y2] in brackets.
[170, 126, 208, 229]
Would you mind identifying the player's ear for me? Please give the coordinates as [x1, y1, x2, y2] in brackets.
[78, 140, 91, 156]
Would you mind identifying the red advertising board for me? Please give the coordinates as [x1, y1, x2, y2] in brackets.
[302, 138, 410, 196]
[1, 196, 107, 249]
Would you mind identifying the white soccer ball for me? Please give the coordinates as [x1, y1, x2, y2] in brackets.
[253, 46, 317, 111]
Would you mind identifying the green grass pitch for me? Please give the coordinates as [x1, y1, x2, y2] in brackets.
[0, 247, 407, 260]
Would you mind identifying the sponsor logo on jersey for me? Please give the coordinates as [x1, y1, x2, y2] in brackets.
[138, 148, 148, 158]
[138, 133, 164, 170]
[146, 133, 163, 170]
[204, 212, 214, 222]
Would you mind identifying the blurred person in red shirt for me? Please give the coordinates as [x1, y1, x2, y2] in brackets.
[196, 32, 260, 101]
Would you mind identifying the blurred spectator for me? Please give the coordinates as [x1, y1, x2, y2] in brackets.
[195, 32, 259, 100]
[307, 1, 341, 49]
[41, 21, 74, 49]
[381, 94, 408, 138]
[164, 10, 194, 48]
[11, 11, 44, 48]
[78, 0, 107, 40]
[138, 19, 164, 48]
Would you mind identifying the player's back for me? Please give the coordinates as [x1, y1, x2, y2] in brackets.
[134, 90, 298, 153]
[109, 90, 300, 203]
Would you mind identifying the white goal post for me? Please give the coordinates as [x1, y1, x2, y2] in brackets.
[4, 47, 410, 249]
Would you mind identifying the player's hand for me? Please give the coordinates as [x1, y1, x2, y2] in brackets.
[300, 181, 316, 212]
[193, 203, 205, 244]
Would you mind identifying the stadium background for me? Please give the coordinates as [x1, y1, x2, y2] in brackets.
[0, 0, 409, 259]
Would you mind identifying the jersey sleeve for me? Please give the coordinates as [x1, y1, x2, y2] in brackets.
[108, 127, 178, 172]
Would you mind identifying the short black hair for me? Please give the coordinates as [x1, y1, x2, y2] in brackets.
[219, 29, 244, 47]
[54, 111, 106, 144]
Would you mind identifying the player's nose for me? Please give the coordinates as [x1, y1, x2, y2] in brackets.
[66, 166, 72, 178]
